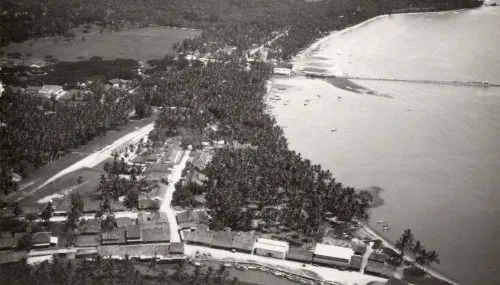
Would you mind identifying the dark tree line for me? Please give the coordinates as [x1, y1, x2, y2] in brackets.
[0, 257, 243, 285]
[0, 84, 135, 194]
[394, 229, 440, 270]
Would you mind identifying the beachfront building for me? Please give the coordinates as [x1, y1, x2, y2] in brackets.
[211, 230, 236, 251]
[253, 238, 289, 259]
[350, 255, 363, 271]
[365, 261, 396, 278]
[169, 242, 185, 255]
[38, 85, 66, 99]
[231, 232, 259, 253]
[286, 247, 314, 263]
[313, 243, 354, 268]
[184, 229, 214, 246]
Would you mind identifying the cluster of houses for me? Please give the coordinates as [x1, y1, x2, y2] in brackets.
[175, 207, 396, 279]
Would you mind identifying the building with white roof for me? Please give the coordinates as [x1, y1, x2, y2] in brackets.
[273, 67, 291, 76]
[253, 238, 289, 259]
[38, 85, 66, 99]
[313, 243, 354, 268]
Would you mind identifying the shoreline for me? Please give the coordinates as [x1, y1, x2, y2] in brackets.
[361, 224, 460, 285]
[292, 7, 478, 78]
[271, 8, 481, 285]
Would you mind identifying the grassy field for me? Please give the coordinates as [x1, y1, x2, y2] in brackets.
[1, 25, 200, 62]
[2, 114, 158, 205]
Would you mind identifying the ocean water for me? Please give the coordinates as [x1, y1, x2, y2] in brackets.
[270, 6, 500, 285]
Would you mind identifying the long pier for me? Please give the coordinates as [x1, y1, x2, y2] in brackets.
[302, 73, 500, 88]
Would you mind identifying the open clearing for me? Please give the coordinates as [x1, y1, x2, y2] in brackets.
[1, 26, 200, 62]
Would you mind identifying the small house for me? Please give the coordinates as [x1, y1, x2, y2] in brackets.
[350, 255, 363, 271]
[369, 252, 387, 263]
[81, 219, 101, 235]
[211, 231, 235, 250]
[313, 243, 354, 268]
[286, 247, 313, 263]
[32, 232, 52, 248]
[141, 224, 170, 244]
[38, 85, 66, 99]
[101, 228, 126, 245]
[75, 235, 100, 247]
[137, 212, 168, 225]
[184, 230, 214, 246]
[365, 261, 396, 278]
[126, 225, 142, 244]
[138, 199, 159, 211]
[232, 232, 258, 253]
[169, 242, 184, 255]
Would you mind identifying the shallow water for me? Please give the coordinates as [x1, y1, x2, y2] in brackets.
[271, 6, 500, 285]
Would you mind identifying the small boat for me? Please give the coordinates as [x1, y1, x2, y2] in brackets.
[234, 264, 245, 271]
[317, 94, 321, 97]
[223, 263, 232, 267]
[194, 262, 203, 267]
[273, 271, 284, 276]
[247, 266, 257, 270]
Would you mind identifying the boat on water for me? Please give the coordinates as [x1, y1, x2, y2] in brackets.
[223, 263, 232, 267]
[194, 262, 202, 267]
[331, 128, 336, 132]
[234, 264, 245, 271]
[317, 94, 321, 97]
[247, 266, 257, 270]
[273, 271, 284, 276]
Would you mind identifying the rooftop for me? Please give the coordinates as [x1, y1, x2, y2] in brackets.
[142, 224, 170, 243]
[211, 231, 235, 249]
[32, 232, 51, 245]
[185, 230, 214, 245]
[116, 217, 135, 228]
[169, 242, 184, 254]
[350, 255, 363, 269]
[176, 210, 209, 225]
[287, 247, 314, 262]
[127, 225, 142, 240]
[138, 199, 160, 210]
[99, 244, 170, 257]
[81, 219, 101, 234]
[314, 243, 354, 260]
[137, 212, 168, 225]
[101, 228, 126, 245]
[365, 261, 396, 278]
[0, 232, 14, 249]
[254, 240, 288, 253]
[232, 232, 259, 252]
[75, 235, 100, 247]
[369, 252, 387, 263]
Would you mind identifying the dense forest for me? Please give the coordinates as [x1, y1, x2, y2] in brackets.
[0, 85, 136, 191]
[1, 0, 483, 60]
[146, 61, 372, 234]
[0, 257, 244, 285]
[0, 58, 140, 88]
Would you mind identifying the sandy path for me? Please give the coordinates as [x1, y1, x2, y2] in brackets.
[14, 123, 155, 203]
[159, 150, 191, 242]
